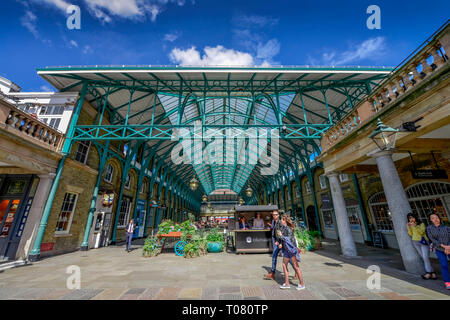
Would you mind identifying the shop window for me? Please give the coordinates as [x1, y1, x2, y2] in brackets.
[125, 173, 131, 189]
[55, 193, 78, 234]
[406, 182, 450, 225]
[140, 182, 145, 194]
[339, 174, 349, 183]
[104, 164, 114, 183]
[6, 180, 27, 195]
[368, 192, 393, 232]
[346, 206, 361, 231]
[369, 182, 450, 232]
[319, 174, 327, 189]
[74, 141, 91, 164]
[305, 181, 311, 194]
[322, 208, 334, 229]
[118, 197, 131, 227]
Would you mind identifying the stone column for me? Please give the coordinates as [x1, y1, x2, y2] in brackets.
[372, 150, 425, 274]
[326, 172, 358, 257]
[17, 173, 55, 260]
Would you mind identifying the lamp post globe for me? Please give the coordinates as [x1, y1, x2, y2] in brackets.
[369, 118, 399, 151]
[189, 177, 199, 191]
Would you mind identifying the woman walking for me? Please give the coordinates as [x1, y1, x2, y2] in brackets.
[426, 212, 450, 290]
[406, 213, 437, 279]
[277, 214, 306, 290]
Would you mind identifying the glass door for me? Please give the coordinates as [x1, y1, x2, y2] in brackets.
[0, 199, 21, 258]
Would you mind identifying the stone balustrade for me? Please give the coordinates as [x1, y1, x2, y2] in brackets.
[0, 100, 64, 151]
[321, 27, 450, 153]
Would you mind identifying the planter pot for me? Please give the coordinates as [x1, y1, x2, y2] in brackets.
[306, 244, 313, 251]
[207, 242, 223, 253]
[314, 237, 322, 250]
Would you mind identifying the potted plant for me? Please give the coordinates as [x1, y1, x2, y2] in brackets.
[307, 230, 322, 250]
[142, 236, 159, 257]
[205, 228, 224, 253]
[180, 220, 195, 242]
[184, 234, 208, 258]
[295, 228, 314, 252]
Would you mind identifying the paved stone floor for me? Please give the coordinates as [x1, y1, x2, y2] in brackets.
[0, 240, 449, 300]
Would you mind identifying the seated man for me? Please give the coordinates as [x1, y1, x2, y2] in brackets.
[252, 213, 265, 230]
[238, 216, 250, 230]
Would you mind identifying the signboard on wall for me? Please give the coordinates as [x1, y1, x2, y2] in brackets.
[411, 170, 448, 179]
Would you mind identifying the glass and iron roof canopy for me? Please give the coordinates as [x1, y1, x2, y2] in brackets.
[38, 66, 390, 199]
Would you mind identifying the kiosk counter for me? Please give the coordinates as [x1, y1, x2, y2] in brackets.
[232, 205, 278, 254]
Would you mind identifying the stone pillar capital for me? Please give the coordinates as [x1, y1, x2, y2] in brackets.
[38, 173, 56, 180]
[325, 171, 340, 178]
[367, 149, 394, 159]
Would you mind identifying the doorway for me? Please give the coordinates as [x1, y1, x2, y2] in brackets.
[306, 205, 318, 231]
[0, 176, 34, 260]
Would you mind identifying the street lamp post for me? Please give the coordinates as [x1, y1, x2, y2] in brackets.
[369, 118, 424, 274]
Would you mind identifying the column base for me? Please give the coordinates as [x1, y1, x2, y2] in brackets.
[80, 245, 88, 251]
[28, 254, 40, 262]
[340, 254, 362, 259]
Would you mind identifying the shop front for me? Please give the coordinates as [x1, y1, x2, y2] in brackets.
[368, 181, 450, 249]
[88, 191, 115, 249]
[0, 175, 36, 260]
[320, 192, 338, 240]
[134, 199, 147, 239]
[233, 205, 276, 253]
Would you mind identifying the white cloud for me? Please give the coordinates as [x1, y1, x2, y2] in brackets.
[41, 0, 71, 11]
[233, 14, 279, 28]
[231, 14, 281, 66]
[83, 45, 93, 54]
[69, 40, 78, 48]
[309, 37, 386, 66]
[164, 31, 181, 42]
[169, 45, 255, 67]
[20, 10, 39, 38]
[256, 39, 280, 65]
[83, 0, 188, 23]
[40, 85, 54, 92]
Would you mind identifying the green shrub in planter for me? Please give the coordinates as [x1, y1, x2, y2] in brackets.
[184, 236, 208, 258]
[142, 236, 159, 257]
[205, 228, 224, 253]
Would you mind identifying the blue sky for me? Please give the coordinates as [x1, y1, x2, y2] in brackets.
[1, 0, 448, 91]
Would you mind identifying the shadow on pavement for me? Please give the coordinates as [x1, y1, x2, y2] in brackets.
[314, 240, 449, 296]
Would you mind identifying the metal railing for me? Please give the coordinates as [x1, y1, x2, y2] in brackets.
[0, 99, 64, 151]
[321, 21, 450, 153]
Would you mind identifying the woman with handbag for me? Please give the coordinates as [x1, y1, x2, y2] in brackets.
[277, 214, 306, 290]
[406, 213, 436, 280]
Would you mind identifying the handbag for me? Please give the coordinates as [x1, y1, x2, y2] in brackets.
[419, 236, 428, 246]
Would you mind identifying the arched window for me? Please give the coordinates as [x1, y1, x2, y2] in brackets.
[368, 191, 393, 232]
[406, 182, 450, 225]
[124, 173, 132, 189]
[104, 163, 114, 183]
[368, 181, 450, 232]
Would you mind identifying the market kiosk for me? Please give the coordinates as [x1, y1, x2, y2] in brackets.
[232, 205, 278, 253]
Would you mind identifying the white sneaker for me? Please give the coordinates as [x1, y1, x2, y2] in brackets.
[297, 284, 306, 290]
[280, 283, 291, 289]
